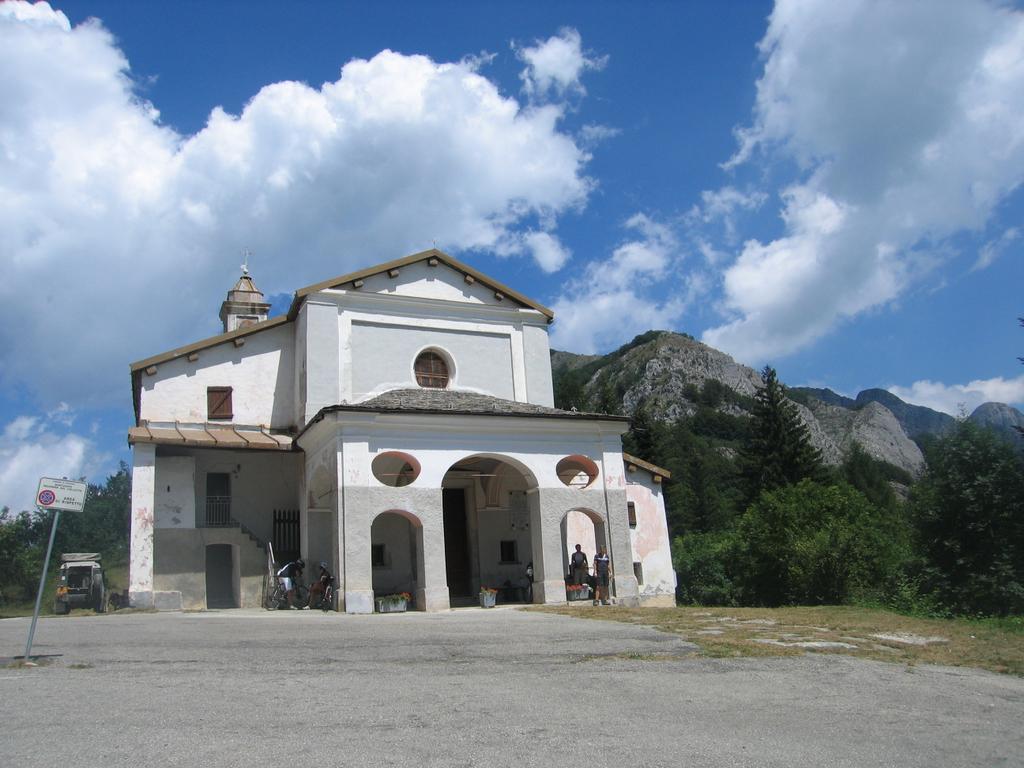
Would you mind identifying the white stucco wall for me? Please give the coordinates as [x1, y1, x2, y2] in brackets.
[155, 456, 196, 529]
[297, 262, 554, 413]
[523, 324, 554, 407]
[357, 260, 509, 306]
[371, 513, 417, 595]
[627, 475, 677, 602]
[349, 321, 515, 402]
[192, 450, 303, 543]
[297, 410, 636, 612]
[129, 443, 156, 607]
[140, 323, 295, 428]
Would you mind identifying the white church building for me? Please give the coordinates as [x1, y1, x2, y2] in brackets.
[127, 249, 675, 612]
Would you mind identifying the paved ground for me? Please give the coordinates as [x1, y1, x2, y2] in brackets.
[2, 607, 1022, 767]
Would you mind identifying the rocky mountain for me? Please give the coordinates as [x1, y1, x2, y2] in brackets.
[969, 402, 1024, 449]
[551, 331, 926, 477]
[793, 386, 957, 440]
[553, 331, 1024, 478]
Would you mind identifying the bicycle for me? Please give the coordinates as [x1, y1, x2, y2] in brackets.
[309, 576, 335, 611]
[264, 579, 309, 610]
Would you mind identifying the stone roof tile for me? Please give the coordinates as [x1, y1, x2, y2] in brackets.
[321, 389, 627, 421]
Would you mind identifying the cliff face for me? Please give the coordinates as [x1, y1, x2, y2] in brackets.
[969, 402, 1024, 449]
[552, 331, 1024, 476]
[551, 331, 925, 477]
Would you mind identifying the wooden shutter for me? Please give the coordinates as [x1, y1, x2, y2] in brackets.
[207, 386, 233, 420]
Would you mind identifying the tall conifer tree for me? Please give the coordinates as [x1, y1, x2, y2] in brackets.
[742, 366, 823, 499]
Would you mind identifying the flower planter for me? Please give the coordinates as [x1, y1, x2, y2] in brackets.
[566, 587, 590, 601]
[479, 591, 497, 608]
[376, 598, 408, 613]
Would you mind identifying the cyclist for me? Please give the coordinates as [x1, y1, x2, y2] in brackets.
[305, 561, 334, 610]
[276, 558, 305, 610]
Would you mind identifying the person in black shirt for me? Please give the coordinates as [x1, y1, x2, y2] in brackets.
[276, 559, 305, 609]
[305, 561, 333, 609]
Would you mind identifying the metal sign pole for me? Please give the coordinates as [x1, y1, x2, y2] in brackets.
[24, 508, 61, 663]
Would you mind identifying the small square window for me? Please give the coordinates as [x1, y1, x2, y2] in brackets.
[371, 544, 386, 568]
[633, 561, 644, 585]
[627, 501, 637, 528]
[499, 540, 518, 564]
[207, 386, 233, 420]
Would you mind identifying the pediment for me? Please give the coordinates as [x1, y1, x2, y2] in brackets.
[290, 249, 552, 320]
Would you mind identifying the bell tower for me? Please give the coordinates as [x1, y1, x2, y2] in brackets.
[219, 258, 270, 333]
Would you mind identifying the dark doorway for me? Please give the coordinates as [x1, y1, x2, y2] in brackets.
[205, 544, 237, 608]
[273, 509, 300, 564]
[443, 488, 471, 598]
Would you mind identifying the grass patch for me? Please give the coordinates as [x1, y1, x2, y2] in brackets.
[0, 559, 129, 619]
[533, 604, 1024, 676]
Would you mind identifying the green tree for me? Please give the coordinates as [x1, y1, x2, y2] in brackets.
[733, 480, 907, 606]
[672, 531, 739, 605]
[0, 508, 50, 604]
[840, 444, 911, 511]
[741, 366, 822, 501]
[0, 464, 131, 607]
[911, 421, 1024, 616]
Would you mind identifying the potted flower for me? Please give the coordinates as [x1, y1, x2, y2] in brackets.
[375, 592, 412, 613]
[566, 584, 590, 601]
[479, 586, 498, 608]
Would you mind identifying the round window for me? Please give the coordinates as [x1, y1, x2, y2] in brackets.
[555, 455, 599, 489]
[371, 452, 421, 487]
[414, 350, 450, 389]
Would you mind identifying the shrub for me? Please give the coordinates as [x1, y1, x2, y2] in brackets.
[672, 531, 739, 606]
[733, 480, 908, 606]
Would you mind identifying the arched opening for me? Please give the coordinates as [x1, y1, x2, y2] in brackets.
[442, 454, 538, 606]
[561, 509, 607, 601]
[205, 543, 239, 609]
[371, 451, 421, 487]
[371, 510, 424, 608]
[555, 454, 599, 489]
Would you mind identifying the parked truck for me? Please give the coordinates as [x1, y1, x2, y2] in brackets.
[54, 553, 106, 614]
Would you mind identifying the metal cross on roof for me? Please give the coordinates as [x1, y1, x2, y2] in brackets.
[240, 248, 252, 276]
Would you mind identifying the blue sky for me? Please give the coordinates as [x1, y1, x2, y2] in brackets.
[1, 0, 1022, 510]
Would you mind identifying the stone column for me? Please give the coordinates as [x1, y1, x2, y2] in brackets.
[129, 443, 156, 608]
[418, 498, 450, 611]
[339, 433, 374, 613]
[602, 443, 639, 605]
[529, 489, 568, 605]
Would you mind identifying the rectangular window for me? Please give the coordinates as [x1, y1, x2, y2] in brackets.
[371, 544, 386, 568]
[499, 540, 518, 564]
[633, 561, 644, 585]
[627, 501, 637, 528]
[207, 386, 233, 420]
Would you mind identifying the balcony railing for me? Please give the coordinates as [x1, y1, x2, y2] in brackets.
[204, 496, 232, 527]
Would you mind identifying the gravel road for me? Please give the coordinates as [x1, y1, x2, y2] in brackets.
[1, 607, 1021, 767]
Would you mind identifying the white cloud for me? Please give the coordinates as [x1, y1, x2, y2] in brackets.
[522, 232, 571, 273]
[0, 4, 595, 408]
[973, 227, 1019, 271]
[888, 374, 1024, 416]
[0, 412, 108, 512]
[704, 0, 1024, 365]
[549, 214, 687, 353]
[578, 123, 620, 148]
[516, 27, 607, 100]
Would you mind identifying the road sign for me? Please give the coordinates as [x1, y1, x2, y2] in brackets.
[36, 477, 88, 513]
